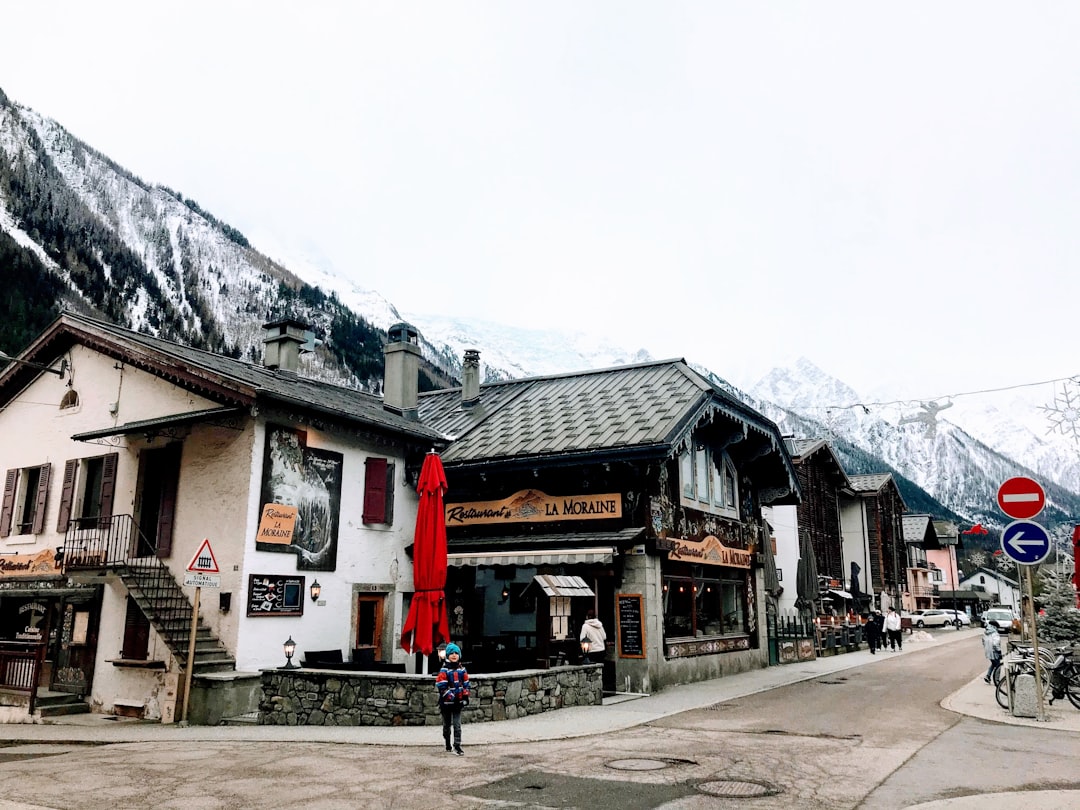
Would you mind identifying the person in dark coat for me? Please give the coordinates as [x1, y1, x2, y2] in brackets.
[866, 609, 885, 654]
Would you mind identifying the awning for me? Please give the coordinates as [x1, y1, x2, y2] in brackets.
[447, 547, 615, 567]
[71, 406, 244, 442]
[528, 574, 595, 597]
[827, 589, 854, 600]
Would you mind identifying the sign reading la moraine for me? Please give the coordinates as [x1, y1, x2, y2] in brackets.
[445, 489, 622, 526]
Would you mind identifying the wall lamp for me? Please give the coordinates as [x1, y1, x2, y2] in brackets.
[310, 580, 321, 602]
[0, 350, 67, 379]
[282, 636, 298, 669]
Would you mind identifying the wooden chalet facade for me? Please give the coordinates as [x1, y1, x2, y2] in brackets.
[417, 354, 800, 693]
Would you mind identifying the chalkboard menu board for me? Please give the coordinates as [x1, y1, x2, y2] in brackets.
[247, 574, 305, 617]
[616, 593, 646, 658]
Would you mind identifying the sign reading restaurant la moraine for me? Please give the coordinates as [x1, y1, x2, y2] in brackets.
[445, 489, 622, 526]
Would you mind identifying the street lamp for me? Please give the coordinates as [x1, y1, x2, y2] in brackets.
[282, 636, 298, 669]
[580, 639, 591, 664]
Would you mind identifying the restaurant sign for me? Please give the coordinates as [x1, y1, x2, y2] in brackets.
[666, 535, 751, 569]
[445, 489, 622, 527]
[0, 549, 61, 579]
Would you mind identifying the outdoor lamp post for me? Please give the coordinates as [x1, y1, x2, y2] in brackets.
[282, 636, 298, 669]
[581, 639, 591, 664]
[310, 580, 321, 602]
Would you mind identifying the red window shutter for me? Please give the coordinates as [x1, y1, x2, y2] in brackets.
[57, 460, 78, 532]
[99, 453, 118, 521]
[363, 457, 388, 524]
[31, 463, 51, 534]
[0, 469, 16, 538]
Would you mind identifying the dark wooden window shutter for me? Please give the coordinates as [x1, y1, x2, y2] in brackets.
[384, 462, 395, 527]
[57, 459, 78, 532]
[156, 445, 181, 558]
[121, 596, 151, 660]
[31, 463, 51, 534]
[0, 469, 16, 538]
[99, 453, 118, 521]
[362, 457, 388, 524]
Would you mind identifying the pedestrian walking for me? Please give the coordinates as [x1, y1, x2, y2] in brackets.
[866, 609, 885, 654]
[983, 625, 1002, 684]
[883, 606, 903, 651]
[579, 609, 607, 661]
[436, 642, 470, 755]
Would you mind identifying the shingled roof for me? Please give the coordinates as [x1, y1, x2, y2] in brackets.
[0, 311, 446, 445]
[418, 358, 799, 504]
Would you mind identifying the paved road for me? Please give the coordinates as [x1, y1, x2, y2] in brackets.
[1, 628, 1077, 809]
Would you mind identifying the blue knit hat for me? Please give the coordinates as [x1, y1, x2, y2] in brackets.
[444, 643, 461, 658]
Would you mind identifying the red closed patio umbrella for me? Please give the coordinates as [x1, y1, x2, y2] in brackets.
[400, 451, 450, 656]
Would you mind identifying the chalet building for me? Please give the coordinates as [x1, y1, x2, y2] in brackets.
[416, 353, 799, 693]
[1, 311, 800, 719]
[841, 473, 907, 611]
[902, 514, 939, 611]
[765, 441, 912, 617]
[958, 567, 1021, 613]
[0, 312, 444, 721]
[766, 439, 853, 617]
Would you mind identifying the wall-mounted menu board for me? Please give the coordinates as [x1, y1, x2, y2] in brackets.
[247, 574, 305, 617]
[616, 593, 646, 658]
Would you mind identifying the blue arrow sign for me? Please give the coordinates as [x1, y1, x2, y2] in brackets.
[1000, 520, 1052, 565]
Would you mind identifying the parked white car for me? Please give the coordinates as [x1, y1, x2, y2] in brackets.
[942, 609, 971, 627]
[909, 609, 952, 627]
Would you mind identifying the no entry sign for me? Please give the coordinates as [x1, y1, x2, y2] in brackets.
[997, 476, 1046, 520]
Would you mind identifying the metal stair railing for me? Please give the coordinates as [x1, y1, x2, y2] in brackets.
[61, 515, 229, 666]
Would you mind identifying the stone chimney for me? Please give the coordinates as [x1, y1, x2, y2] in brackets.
[462, 349, 481, 407]
[262, 318, 310, 373]
[383, 322, 421, 418]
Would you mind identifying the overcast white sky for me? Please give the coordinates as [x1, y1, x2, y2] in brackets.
[2, 3, 1078, 401]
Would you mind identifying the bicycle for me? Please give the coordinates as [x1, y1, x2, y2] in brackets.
[994, 644, 1080, 710]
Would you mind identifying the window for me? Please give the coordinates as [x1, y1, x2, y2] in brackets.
[59, 390, 79, 410]
[662, 570, 747, 639]
[1, 464, 52, 537]
[678, 446, 739, 519]
[362, 457, 395, 525]
[57, 454, 118, 531]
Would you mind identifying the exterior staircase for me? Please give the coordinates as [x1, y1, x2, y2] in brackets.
[64, 515, 235, 675]
[117, 563, 235, 674]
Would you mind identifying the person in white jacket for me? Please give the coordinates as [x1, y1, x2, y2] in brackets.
[883, 606, 903, 651]
[579, 609, 607, 661]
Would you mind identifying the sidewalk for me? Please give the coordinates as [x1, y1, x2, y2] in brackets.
[8, 626, 1074, 746]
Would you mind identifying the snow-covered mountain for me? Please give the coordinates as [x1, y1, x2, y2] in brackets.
[3, 89, 1078, 534]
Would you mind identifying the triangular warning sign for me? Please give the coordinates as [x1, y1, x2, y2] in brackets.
[186, 538, 220, 573]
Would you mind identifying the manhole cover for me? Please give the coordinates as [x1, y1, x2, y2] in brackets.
[698, 780, 777, 798]
[607, 758, 671, 771]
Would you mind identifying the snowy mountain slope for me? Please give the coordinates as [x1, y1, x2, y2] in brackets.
[3, 92, 1076, 530]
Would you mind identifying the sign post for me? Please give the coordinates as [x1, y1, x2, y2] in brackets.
[996, 479, 1049, 721]
[180, 539, 220, 725]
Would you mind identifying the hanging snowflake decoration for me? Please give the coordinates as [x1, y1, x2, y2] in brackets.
[1041, 376, 1080, 449]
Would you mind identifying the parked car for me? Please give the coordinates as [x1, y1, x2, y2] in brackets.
[982, 608, 1021, 634]
[942, 609, 971, 627]
[909, 609, 951, 627]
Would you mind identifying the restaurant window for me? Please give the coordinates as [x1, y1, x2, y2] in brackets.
[0, 463, 52, 537]
[362, 457, 395, 525]
[678, 446, 739, 519]
[663, 570, 747, 639]
[56, 454, 118, 531]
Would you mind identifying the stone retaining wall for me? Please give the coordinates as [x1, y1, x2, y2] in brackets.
[259, 664, 602, 726]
